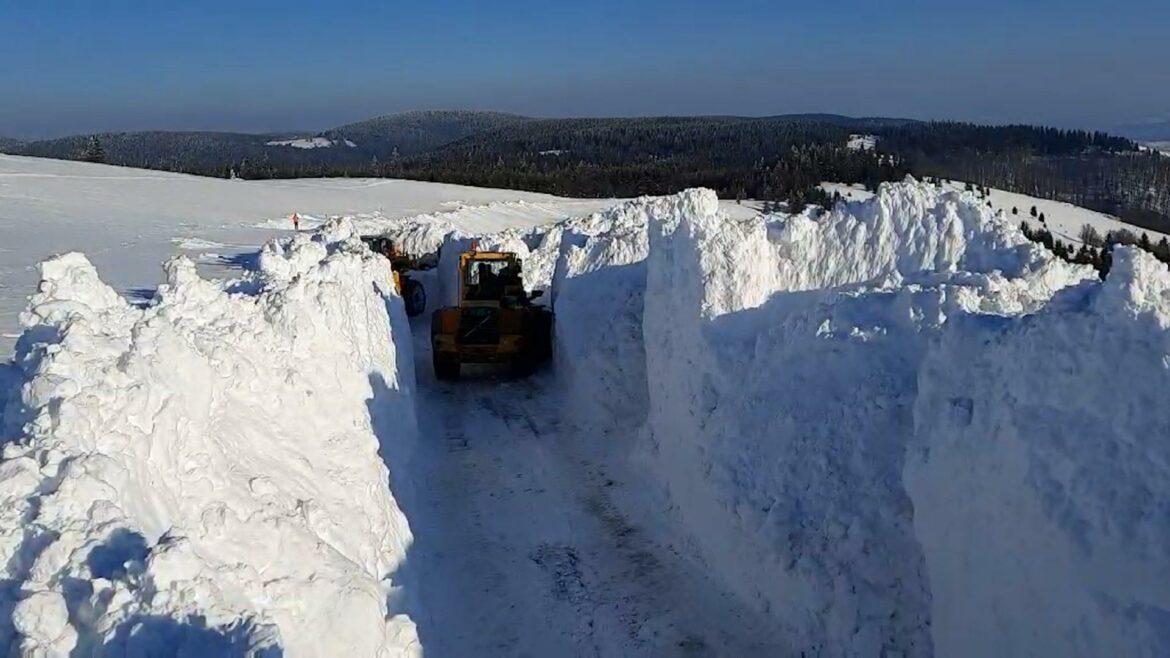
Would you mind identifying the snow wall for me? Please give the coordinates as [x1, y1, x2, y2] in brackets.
[499, 181, 1169, 656]
[0, 221, 421, 656]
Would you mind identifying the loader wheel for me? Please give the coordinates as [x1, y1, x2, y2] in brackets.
[404, 279, 427, 317]
[433, 352, 460, 381]
[510, 350, 537, 377]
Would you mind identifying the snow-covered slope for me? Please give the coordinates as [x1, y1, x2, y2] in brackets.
[265, 137, 357, 149]
[846, 134, 877, 151]
[0, 222, 421, 655]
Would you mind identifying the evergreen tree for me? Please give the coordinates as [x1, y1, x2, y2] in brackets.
[79, 136, 106, 163]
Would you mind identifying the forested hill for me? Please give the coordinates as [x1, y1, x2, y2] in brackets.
[320, 110, 530, 157]
[3, 111, 1168, 232]
[4, 111, 530, 175]
[385, 117, 1168, 231]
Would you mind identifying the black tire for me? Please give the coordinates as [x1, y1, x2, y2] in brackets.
[433, 352, 460, 381]
[523, 310, 554, 364]
[510, 349, 536, 377]
[404, 279, 427, 317]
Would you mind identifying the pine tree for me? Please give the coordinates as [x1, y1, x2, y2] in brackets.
[80, 136, 106, 163]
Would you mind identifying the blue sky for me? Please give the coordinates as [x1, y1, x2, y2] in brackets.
[1, 0, 1167, 138]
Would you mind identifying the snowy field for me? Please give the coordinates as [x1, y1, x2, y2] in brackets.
[2, 156, 1170, 656]
[0, 154, 620, 357]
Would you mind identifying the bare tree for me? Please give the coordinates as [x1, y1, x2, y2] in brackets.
[1079, 224, 1103, 247]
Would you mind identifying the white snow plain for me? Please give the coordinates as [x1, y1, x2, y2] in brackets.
[3, 154, 1170, 657]
[0, 153, 619, 356]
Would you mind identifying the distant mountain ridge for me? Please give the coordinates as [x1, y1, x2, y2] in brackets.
[0, 111, 921, 177]
[0, 110, 534, 172]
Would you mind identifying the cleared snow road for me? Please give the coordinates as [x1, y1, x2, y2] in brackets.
[396, 318, 789, 657]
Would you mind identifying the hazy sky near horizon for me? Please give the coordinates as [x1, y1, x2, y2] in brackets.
[1, 0, 1167, 138]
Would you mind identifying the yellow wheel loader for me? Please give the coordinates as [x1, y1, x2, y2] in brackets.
[430, 247, 553, 380]
[361, 235, 431, 317]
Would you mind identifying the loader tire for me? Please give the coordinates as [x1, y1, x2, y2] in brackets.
[404, 279, 427, 317]
[510, 350, 537, 377]
[433, 352, 460, 381]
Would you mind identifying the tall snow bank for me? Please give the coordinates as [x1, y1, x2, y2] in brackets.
[643, 187, 933, 655]
[637, 182, 1101, 655]
[547, 201, 676, 425]
[908, 246, 1170, 657]
[0, 222, 420, 656]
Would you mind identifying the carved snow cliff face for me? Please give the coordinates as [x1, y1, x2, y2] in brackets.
[1, 221, 420, 656]
[485, 181, 1164, 657]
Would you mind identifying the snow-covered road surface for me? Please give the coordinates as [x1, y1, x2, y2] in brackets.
[401, 319, 789, 657]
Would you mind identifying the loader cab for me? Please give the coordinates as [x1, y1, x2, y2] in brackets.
[461, 253, 533, 307]
[431, 248, 553, 380]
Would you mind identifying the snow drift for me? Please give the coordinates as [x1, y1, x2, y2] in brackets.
[0, 222, 420, 656]
[530, 181, 1169, 656]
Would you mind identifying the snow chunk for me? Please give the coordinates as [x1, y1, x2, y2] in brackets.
[0, 221, 420, 656]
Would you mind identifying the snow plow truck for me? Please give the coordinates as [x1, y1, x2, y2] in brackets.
[431, 247, 553, 380]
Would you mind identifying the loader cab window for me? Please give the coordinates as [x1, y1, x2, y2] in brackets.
[465, 259, 514, 301]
